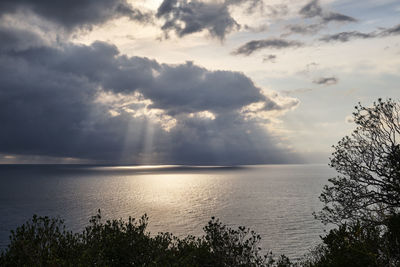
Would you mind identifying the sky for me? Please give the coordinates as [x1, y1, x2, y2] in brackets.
[0, 0, 399, 165]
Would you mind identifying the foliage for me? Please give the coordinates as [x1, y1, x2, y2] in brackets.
[307, 98, 400, 266]
[0, 211, 293, 266]
[0, 214, 80, 266]
[316, 98, 400, 225]
[301, 213, 400, 267]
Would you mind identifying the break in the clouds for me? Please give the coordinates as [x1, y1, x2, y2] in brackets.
[0, 0, 152, 30]
[0, 23, 299, 164]
[233, 39, 303, 56]
[313, 77, 338, 86]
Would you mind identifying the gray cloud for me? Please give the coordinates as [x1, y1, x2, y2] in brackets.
[281, 1, 357, 37]
[266, 4, 289, 18]
[156, 0, 239, 39]
[156, 0, 264, 39]
[300, 0, 322, 18]
[0, 0, 152, 30]
[262, 54, 277, 63]
[0, 26, 46, 52]
[0, 26, 300, 164]
[244, 24, 269, 33]
[299, 0, 356, 26]
[284, 24, 322, 36]
[232, 38, 304, 56]
[380, 24, 400, 36]
[322, 12, 357, 23]
[320, 31, 374, 42]
[319, 24, 400, 43]
[313, 77, 338, 86]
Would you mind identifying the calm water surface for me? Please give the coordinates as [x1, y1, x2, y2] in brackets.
[0, 164, 336, 259]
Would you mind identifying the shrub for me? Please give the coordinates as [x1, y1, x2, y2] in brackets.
[302, 213, 400, 267]
[0, 211, 292, 266]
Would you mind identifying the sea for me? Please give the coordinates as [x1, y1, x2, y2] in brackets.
[0, 164, 337, 260]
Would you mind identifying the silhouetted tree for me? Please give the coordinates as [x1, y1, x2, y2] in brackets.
[316, 98, 400, 225]
[301, 214, 400, 266]
[0, 211, 293, 266]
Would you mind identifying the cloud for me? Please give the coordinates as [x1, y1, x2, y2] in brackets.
[156, 0, 263, 39]
[284, 24, 322, 36]
[262, 54, 277, 63]
[0, 0, 152, 30]
[244, 24, 269, 33]
[322, 12, 357, 23]
[0, 26, 300, 164]
[299, 0, 322, 18]
[319, 31, 374, 42]
[156, 0, 239, 39]
[0, 25, 47, 52]
[265, 4, 289, 18]
[282, 88, 313, 95]
[232, 38, 304, 56]
[319, 24, 400, 43]
[256, 1, 358, 45]
[313, 77, 338, 86]
[380, 23, 400, 36]
[299, 0, 356, 24]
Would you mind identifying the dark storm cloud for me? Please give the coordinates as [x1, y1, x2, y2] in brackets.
[313, 77, 338, 86]
[167, 114, 296, 165]
[232, 38, 304, 56]
[0, 26, 46, 52]
[0, 28, 300, 164]
[0, 0, 152, 30]
[147, 63, 270, 115]
[43, 43, 268, 115]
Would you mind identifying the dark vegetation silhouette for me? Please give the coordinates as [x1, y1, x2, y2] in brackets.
[316, 98, 400, 225]
[304, 98, 400, 267]
[1, 99, 400, 266]
[0, 211, 290, 266]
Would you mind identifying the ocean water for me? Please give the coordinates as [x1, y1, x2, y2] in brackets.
[0, 164, 337, 260]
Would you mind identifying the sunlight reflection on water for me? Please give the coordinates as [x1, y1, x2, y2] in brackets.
[0, 164, 336, 260]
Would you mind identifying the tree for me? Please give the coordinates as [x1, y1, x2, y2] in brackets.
[301, 214, 400, 266]
[316, 98, 400, 225]
[0, 211, 293, 266]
